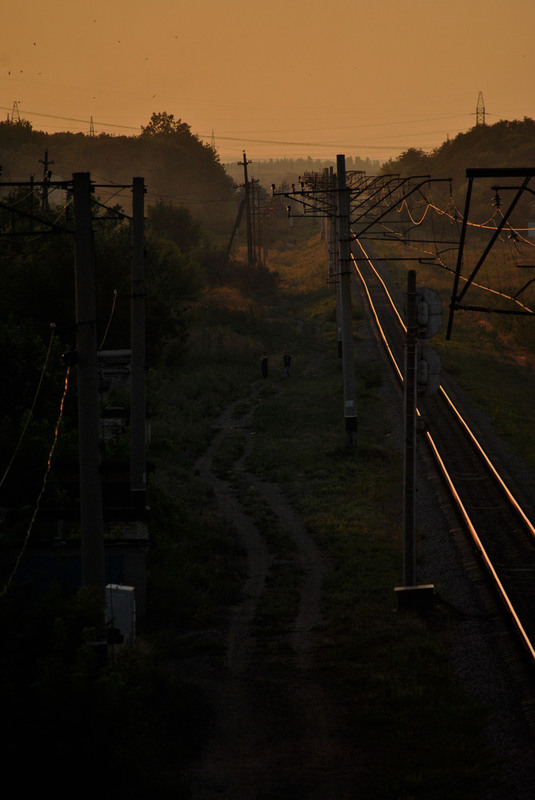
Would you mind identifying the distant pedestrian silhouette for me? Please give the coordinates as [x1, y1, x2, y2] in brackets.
[283, 353, 292, 377]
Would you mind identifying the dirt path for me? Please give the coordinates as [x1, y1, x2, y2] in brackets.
[186, 383, 363, 799]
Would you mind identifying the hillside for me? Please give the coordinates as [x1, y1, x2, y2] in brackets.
[0, 112, 237, 232]
[382, 117, 535, 218]
[383, 117, 535, 181]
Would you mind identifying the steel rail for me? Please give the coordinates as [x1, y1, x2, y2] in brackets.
[438, 387, 535, 540]
[352, 237, 535, 662]
[425, 428, 535, 662]
[353, 238, 535, 536]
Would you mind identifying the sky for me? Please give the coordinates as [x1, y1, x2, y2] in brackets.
[2, 0, 534, 167]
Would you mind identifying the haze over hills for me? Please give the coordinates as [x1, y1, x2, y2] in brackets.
[1, 111, 535, 235]
[2, 111, 534, 196]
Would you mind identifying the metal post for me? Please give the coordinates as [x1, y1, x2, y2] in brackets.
[446, 174, 472, 340]
[73, 171, 105, 591]
[130, 177, 147, 503]
[336, 154, 358, 447]
[403, 270, 417, 586]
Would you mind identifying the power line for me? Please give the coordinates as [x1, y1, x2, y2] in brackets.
[0, 324, 57, 492]
[0, 104, 473, 154]
[1, 365, 71, 598]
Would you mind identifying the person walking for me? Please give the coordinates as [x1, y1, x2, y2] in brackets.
[283, 353, 292, 378]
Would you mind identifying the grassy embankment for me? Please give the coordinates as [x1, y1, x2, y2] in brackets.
[148, 226, 499, 798]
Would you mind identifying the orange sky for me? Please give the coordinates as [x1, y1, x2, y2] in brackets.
[2, 0, 534, 166]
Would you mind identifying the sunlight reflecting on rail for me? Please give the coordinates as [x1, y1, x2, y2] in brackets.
[353, 235, 535, 663]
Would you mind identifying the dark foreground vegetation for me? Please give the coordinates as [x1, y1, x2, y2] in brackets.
[2, 115, 535, 796]
[1, 219, 494, 797]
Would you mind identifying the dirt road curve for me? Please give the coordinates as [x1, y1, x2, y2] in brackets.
[187, 387, 365, 800]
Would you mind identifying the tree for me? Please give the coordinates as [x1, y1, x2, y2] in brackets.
[382, 147, 430, 177]
[0, 117, 33, 136]
[141, 111, 192, 137]
[147, 201, 202, 252]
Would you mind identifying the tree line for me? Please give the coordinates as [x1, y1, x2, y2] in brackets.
[0, 111, 236, 228]
[381, 117, 535, 222]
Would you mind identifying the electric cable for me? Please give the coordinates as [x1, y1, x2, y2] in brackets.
[92, 195, 132, 219]
[1, 365, 71, 597]
[0, 323, 56, 491]
[98, 289, 119, 350]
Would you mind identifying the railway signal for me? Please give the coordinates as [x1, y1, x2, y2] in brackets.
[417, 345, 441, 396]
[416, 286, 442, 339]
[415, 286, 442, 397]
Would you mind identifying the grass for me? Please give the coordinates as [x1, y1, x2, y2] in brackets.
[142, 228, 514, 797]
[237, 234, 496, 798]
[8, 220, 522, 796]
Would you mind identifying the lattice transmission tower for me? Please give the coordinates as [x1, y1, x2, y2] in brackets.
[476, 91, 486, 126]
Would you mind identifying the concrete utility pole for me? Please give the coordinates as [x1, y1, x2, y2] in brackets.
[130, 177, 147, 504]
[322, 166, 342, 357]
[328, 167, 343, 359]
[396, 271, 438, 611]
[336, 154, 358, 447]
[403, 270, 418, 586]
[72, 172, 105, 592]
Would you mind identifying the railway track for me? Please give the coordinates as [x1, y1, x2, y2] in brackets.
[352, 238, 535, 676]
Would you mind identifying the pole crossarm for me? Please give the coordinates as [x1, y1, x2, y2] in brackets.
[271, 173, 452, 254]
[0, 178, 135, 235]
[348, 174, 401, 221]
[0, 180, 71, 189]
[0, 199, 71, 234]
[446, 167, 535, 339]
[271, 182, 336, 218]
[351, 177, 451, 239]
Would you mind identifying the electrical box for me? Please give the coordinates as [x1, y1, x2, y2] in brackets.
[106, 584, 136, 644]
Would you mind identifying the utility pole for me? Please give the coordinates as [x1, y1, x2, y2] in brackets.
[403, 270, 418, 586]
[226, 197, 246, 260]
[336, 154, 358, 447]
[251, 177, 257, 264]
[72, 172, 105, 593]
[396, 271, 439, 611]
[130, 177, 147, 505]
[38, 149, 54, 212]
[240, 151, 254, 267]
[327, 167, 342, 358]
